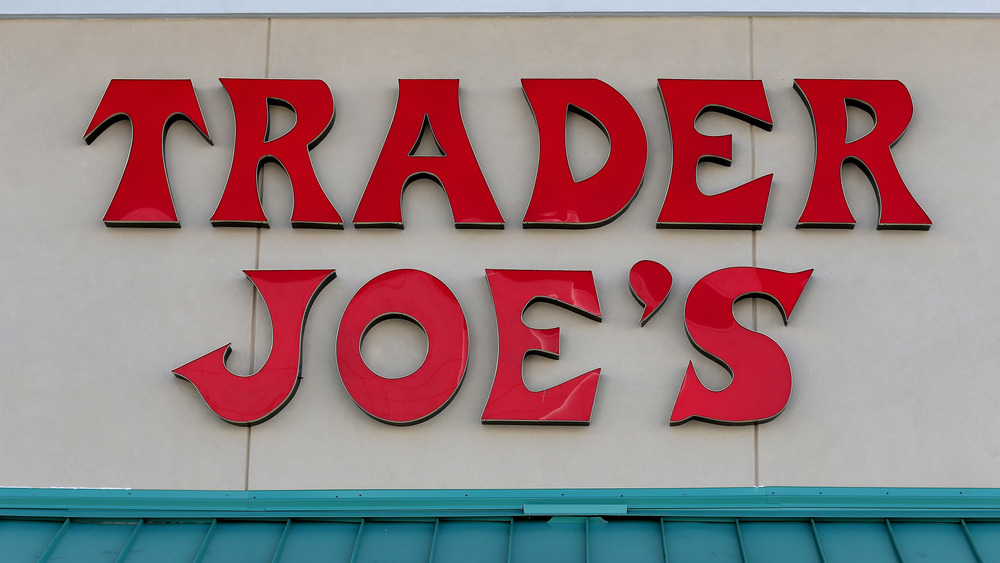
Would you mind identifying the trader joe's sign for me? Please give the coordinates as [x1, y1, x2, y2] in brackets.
[85, 78, 929, 427]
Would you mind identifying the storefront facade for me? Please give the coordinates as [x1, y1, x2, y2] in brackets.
[2, 3, 1000, 560]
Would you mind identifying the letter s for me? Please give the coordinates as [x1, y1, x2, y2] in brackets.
[671, 267, 812, 425]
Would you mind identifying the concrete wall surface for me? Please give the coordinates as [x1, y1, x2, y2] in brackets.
[0, 16, 994, 490]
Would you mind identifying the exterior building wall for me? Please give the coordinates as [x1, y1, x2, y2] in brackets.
[0, 15, 994, 491]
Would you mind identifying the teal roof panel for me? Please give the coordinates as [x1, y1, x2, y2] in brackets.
[967, 522, 1000, 561]
[200, 521, 286, 563]
[892, 521, 980, 563]
[662, 521, 743, 562]
[277, 520, 360, 563]
[0, 519, 63, 562]
[123, 522, 210, 563]
[2, 488, 1000, 562]
[815, 521, 900, 563]
[510, 519, 586, 563]
[46, 521, 135, 563]
[589, 519, 664, 563]
[433, 520, 510, 563]
[740, 521, 823, 563]
[355, 521, 435, 563]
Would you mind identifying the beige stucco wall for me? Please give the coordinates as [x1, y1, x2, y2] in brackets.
[0, 16, 994, 490]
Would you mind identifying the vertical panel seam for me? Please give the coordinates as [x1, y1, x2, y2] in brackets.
[245, 279, 257, 491]
[349, 519, 366, 563]
[36, 518, 70, 563]
[961, 519, 986, 563]
[885, 519, 905, 563]
[507, 517, 515, 563]
[810, 518, 829, 563]
[428, 518, 440, 563]
[735, 518, 749, 563]
[660, 517, 669, 563]
[245, 15, 272, 494]
[748, 15, 761, 491]
[265, 17, 272, 79]
[193, 519, 218, 563]
[115, 519, 144, 563]
[749, 13, 757, 271]
[271, 518, 292, 563]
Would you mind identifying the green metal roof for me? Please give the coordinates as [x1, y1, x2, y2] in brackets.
[2, 487, 1000, 562]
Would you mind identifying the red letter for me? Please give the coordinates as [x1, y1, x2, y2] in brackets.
[211, 79, 342, 228]
[657, 79, 773, 228]
[336, 269, 469, 424]
[173, 269, 336, 425]
[670, 267, 812, 425]
[482, 270, 602, 424]
[84, 79, 212, 226]
[353, 79, 504, 228]
[795, 79, 931, 229]
[521, 79, 647, 227]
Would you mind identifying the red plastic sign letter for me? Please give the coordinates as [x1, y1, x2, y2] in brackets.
[336, 269, 469, 424]
[85, 79, 212, 226]
[670, 267, 812, 425]
[174, 269, 336, 425]
[794, 79, 931, 229]
[657, 80, 773, 228]
[353, 79, 504, 228]
[521, 79, 647, 227]
[211, 79, 342, 227]
[482, 269, 602, 424]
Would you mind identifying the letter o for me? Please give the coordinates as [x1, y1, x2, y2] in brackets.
[336, 269, 469, 424]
